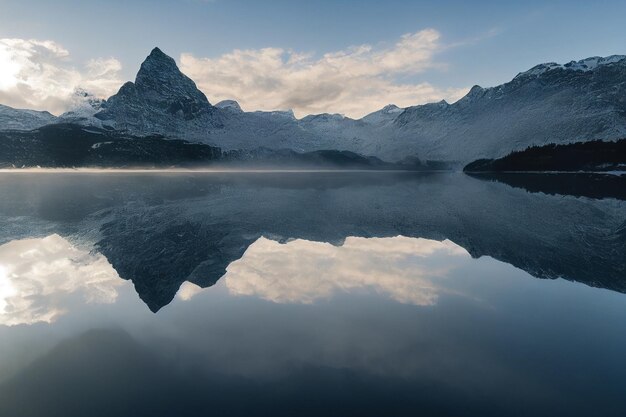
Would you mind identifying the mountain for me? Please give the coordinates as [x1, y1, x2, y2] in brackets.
[95, 47, 222, 136]
[376, 55, 626, 162]
[56, 88, 108, 128]
[0, 104, 58, 131]
[361, 104, 405, 125]
[92, 49, 626, 162]
[1, 48, 625, 164]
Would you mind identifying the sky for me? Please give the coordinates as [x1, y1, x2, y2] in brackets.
[0, 0, 625, 118]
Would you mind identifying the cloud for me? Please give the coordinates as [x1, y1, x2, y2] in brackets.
[0, 30, 470, 117]
[180, 29, 469, 118]
[0, 39, 123, 115]
[0, 234, 124, 326]
[221, 236, 469, 305]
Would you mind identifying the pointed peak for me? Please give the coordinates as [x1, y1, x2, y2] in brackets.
[142, 47, 177, 67]
[136, 47, 187, 86]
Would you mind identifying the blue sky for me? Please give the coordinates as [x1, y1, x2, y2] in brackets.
[1, 0, 625, 117]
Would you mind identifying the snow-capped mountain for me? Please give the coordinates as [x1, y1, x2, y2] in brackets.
[95, 47, 222, 136]
[0, 104, 58, 131]
[58, 88, 106, 126]
[0, 48, 625, 163]
[92, 49, 626, 162]
[369, 55, 626, 161]
[361, 104, 404, 125]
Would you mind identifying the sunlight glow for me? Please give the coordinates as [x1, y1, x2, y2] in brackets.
[0, 235, 124, 326]
[0, 44, 20, 90]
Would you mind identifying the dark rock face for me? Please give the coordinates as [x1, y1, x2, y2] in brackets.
[134, 48, 212, 119]
[96, 48, 222, 136]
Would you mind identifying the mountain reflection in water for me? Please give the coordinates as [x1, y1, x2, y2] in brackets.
[0, 172, 625, 416]
[0, 231, 626, 416]
[0, 171, 623, 311]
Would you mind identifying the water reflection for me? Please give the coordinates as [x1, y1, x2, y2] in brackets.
[0, 234, 123, 326]
[468, 172, 626, 200]
[0, 232, 625, 416]
[0, 172, 624, 311]
[223, 236, 467, 305]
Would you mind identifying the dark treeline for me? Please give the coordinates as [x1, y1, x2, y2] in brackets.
[467, 172, 626, 201]
[0, 124, 222, 168]
[464, 139, 626, 172]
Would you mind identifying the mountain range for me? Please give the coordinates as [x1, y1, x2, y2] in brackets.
[1, 47, 625, 164]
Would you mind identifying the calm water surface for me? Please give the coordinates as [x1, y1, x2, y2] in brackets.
[0, 172, 624, 416]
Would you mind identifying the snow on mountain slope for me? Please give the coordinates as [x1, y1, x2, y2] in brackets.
[0, 104, 58, 131]
[361, 104, 405, 125]
[59, 88, 106, 126]
[514, 55, 626, 79]
[95, 48, 626, 162]
[2, 48, 625, 163]
[215, 100, 243, 113]
[368, 56, 626, 162]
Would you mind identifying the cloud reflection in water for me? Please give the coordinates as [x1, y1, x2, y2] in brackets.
[220, 236, 469, 305]
[0, 234, 124, 326]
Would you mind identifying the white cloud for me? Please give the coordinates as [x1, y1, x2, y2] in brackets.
[0, 30, 470, 118]
[0, 234, 124, 326]
[180, 29, 469, 118]
[176, 281, 205, 301]
[0, 39, 123, 115]
[222, 236, 469, 305]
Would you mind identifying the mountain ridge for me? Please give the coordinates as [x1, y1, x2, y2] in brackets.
[1, 48, 625, 162]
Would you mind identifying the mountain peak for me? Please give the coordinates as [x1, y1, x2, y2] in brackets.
[149, 46, 166, 56]
[95, 47, 215, 129]
[137, 47, 182, 80]
[130, 47, 211, 109]
[216, 100, 243, 113]
[381, 104, 401, 113]
[514, 54, 626, 80]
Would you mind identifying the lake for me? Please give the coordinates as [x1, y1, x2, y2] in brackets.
[0, 171, 625, 416]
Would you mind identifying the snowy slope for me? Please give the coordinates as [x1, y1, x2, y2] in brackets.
[0, 104, 58, 131]
[374, 55, 626, 161]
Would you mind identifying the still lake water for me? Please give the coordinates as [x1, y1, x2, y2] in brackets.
[0, 171, 625, 416]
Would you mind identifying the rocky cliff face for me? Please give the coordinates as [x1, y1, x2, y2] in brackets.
[95, 47, 223, 137]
